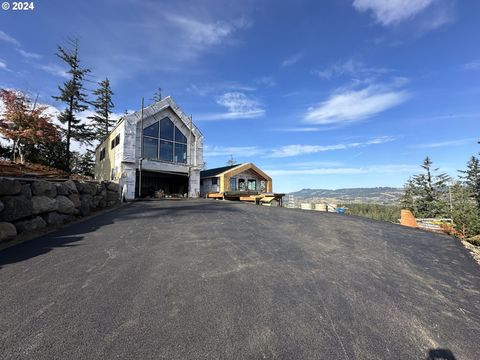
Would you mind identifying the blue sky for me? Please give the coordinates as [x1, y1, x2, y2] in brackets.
[1, 0, 479, 192]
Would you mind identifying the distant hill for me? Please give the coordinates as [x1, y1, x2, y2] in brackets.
[288, 187, 404, 205]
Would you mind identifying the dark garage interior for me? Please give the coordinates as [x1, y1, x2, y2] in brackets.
[135, 170, 189, 198]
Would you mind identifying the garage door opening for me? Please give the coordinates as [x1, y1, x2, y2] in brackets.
[135, 170, 189, 198]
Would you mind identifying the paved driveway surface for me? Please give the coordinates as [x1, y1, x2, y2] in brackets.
[0, 200, 479, 359]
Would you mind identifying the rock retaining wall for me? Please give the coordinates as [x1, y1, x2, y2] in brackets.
[0, 178, 120, 243]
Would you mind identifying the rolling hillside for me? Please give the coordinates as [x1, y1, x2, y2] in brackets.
[288, 187, 404, 205]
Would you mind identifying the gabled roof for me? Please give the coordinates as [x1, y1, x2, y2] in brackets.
[96, 96, 203, 150]
[201, 164, 239, 178]
[201, 163, 272, 181]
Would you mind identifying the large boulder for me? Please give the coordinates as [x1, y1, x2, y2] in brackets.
[94, 195, 107, 208]
[14, 216, 47, 234]
[0, 195, 34, 222]
[31, 180, 57, 198]
[95, 183, 105, 195]
[106, 191, 119, 202]
[63, 180, 78, 194]
[21, 184, 32, 199]
[56, 195, 77, 215]
[106, 182, 119, 192]
[0, 222, 17, 242]
[56, 183, 70, 196]
[32, 196, 58, 214]
[43, 212, 70, 225]
[79, 197, 91, 216]
[76, 182, 97, 195]
[0, 178, 22, 196]
[68, 193, 81, 208]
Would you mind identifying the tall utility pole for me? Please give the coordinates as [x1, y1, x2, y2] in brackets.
[138, 97, 144, 198]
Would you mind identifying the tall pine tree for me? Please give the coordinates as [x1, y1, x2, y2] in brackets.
[52, 38, 92, 172]
[461, 155, 480, 210]
[403, 157, 451, 218]
[89, 78, 115, 141]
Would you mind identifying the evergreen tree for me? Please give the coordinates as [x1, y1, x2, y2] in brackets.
[450, 182, 480, 238]
[70, 149, 95, 177]
[403, 157, 451, 218]
[461, 155, 480, 210]
[52, 38, 92, 171]
[89, 78, 115, 141]
[400, 178, 415, 210]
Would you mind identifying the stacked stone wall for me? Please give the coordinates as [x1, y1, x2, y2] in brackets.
[0, 178, 120, 243]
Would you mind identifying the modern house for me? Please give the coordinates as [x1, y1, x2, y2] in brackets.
[95, 96, 204, 200]
[201, 162, 278, 194]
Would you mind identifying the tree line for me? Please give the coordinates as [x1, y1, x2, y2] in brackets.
[401, 150, 480, 239]
[0, 38, 161, 177]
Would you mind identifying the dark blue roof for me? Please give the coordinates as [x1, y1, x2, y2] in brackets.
[200, 165, 239, 178]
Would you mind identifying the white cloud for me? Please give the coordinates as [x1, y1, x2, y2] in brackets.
[463, 61, 480, 71]
[0, 30, 20, 46]
[352, 0, 435, 26]
[277, 127, 328, 132]
[165, 14, 236, 47]
[305, 83, 409, 125]
[204, 145, 262, 157]
[255, 76, 276, 87]
[0, 60, 7, 70]
[186, 82, 256, 96]
[197, 92, 265, 120]
[37, 64, 69, 78]
[268, 136, 395, 158]
[411, 138, 477, 149]
[313, 59, 389, 80]
[281, 53, 303, 67]
[16, 48, 42, 59]
[266, 164, 419, 176]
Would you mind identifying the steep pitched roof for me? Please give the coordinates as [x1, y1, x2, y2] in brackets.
[96, 96, 203, 150]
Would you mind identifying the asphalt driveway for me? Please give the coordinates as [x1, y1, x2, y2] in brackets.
[0, 200, 479, 359]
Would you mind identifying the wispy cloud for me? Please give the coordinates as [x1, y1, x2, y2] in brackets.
[411, 138, 477, 149]
[353, 0, 454, 33]
[276, 127, 330, 132]
[196, 92, 265, 120]
[204, 145, 262, 157]
[186, 82, 256, 96]
[463, 61, 480, 71]
[255, 76, 276, 87]
[352, 0, 435, 26]
[313, 59, 389, 80]
[165, 14, 247, 49]
[0, 30, 20, 46]
[0, 60, 7, 70]
[37, 64, 69, 78]
[304, 82, 409, 126]
[268, 136, 395, 158]
[266, 164, 419, 176]
[281, 52, 303, 67]
[16, 48, 42, 59]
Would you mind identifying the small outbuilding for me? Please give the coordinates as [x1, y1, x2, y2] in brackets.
[200, 163, 283, 205]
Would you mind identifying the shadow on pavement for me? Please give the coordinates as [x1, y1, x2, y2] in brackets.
[427, 348, 456, 360]
[0, 200, 238, 269]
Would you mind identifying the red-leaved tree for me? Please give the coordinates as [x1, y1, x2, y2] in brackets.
[0, 89, 60, 164]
